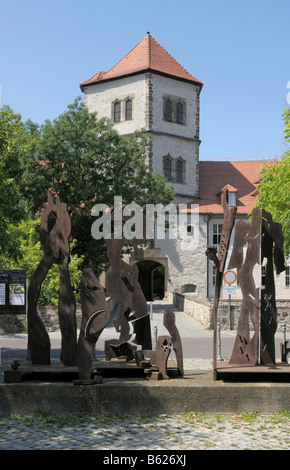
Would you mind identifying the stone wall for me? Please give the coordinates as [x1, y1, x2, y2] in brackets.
[0, 298, 118, 335]
[172, 292, 290, 333]
[215, 299, 290, 332]
[0, 306, 82, 335]
[172, 292, 211, 328]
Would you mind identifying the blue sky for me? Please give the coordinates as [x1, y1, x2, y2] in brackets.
[1, 0, 289, 161]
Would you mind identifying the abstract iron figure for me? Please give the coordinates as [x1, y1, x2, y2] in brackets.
[77, 268, 110, 380]
[27, 194, 77, 365]
[227, 207, 261, 365]
[105, 236, 152, 354]
[260, 210, 285, 365]
[164, 307, 184, 376]
[140, 335, 173, 379]
[206, 190, 236, 372]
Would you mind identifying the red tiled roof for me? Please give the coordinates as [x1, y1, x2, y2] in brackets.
[220, 184, 238, 193]
[186, 160, 273, 214]
[80, 34, 203, 91]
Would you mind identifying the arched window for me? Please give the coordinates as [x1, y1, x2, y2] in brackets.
[114, 101, 121, 122]
[176, 102, 184, 124]
[164, 100, 172, 121]
[163, 157, 172, 180]
[125, 99, 132, 120]
[176, 159, 183, 182]
[181, 284, 197, 294]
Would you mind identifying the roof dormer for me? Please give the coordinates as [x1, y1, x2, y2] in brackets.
[219, 184, 238, 207]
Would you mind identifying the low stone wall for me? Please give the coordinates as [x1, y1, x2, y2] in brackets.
[171, 292, 290, 333]
[0, 299, 118, 335]
[0, 306, 83, 335]
[213, 299, 290, 332]
[172, 293, 212, 328]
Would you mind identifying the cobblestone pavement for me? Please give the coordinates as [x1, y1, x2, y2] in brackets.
[1, 409, 290, 450]
[0, 358, 290, 451]
[0, 301, 289, 451]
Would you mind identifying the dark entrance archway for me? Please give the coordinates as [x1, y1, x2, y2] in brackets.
[136, 260, 165, 301]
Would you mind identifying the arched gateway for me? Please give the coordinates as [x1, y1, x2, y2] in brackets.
[135, 260, 165, 301]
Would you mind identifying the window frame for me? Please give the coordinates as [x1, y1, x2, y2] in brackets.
[227, 192, 237, 207]
[212, 223, 223, 245]
[175, 158, 184, 183]
[125, 98, 132, 121]
[164, 99, 173, 122]
[113, 100, 121, 123]
[163, 95, 186, 125]
[163, 156, 172, 181]
[176, 101, 184, 124]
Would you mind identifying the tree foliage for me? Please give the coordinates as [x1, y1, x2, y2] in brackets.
[0, 105, 33, 258]
[21, 97, 175, 272]
[258, 108, 290, 258]
[0, 217, 83, 305]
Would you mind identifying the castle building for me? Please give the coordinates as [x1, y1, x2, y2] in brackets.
[80, 34, 289, 327]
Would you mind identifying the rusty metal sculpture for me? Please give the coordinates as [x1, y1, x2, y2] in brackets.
[76, 209, 183, 381]
[164, 307, 184, 376]
[228, 207, 261, 365]
[77, 268, 110, 380]
[211, 204, 286, 377]
[27, 194, 77, 366]
[134, 307, 184, 379]
[260, 210, 285, 365]
[139, 336, 173, 380]
[105, 236, 152, 354]
[206, 190, 237, 374]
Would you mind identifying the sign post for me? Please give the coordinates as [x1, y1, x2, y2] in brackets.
[223, 270, 237, 329]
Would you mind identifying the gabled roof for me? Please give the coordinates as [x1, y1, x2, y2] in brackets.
[80, 33, 203, 91]
[186, 160, 273, 214]
[219, 184, 238, 194]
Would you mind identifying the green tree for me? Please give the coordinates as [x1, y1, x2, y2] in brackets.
[0, 105, 30, 258]
[0, 217, 84, 305]
[258, 108, 290, 257]
[22, 97, 175, 272]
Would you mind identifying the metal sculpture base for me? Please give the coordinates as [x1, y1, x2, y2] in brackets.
[4, 363, 79, 383]
[92, 358, 180, 381]
[98, 307, 184, 381]
[214, 361, 290, 381]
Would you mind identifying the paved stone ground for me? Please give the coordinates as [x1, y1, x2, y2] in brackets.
[0, 356, 290, 451]
[0, 301, 289, 451]
[1, 410, 290, 450]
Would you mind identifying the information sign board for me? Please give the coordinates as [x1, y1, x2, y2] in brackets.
[0, 270, 26, 314]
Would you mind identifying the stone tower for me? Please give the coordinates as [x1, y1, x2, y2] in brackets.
[80, 33, 203, 203]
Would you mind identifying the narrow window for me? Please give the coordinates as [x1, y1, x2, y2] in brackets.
[125, 99, 132, 120]
[286, 267, 290, 287]
[176, 159, 183, 182]
[213, 224, 223, 245]
[163, 157, 172, 180]
[164, 100, 172, 121]
[114, 101, 121, 122]
[227, 192, 236, 206]
[176, 102, 184, 124]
